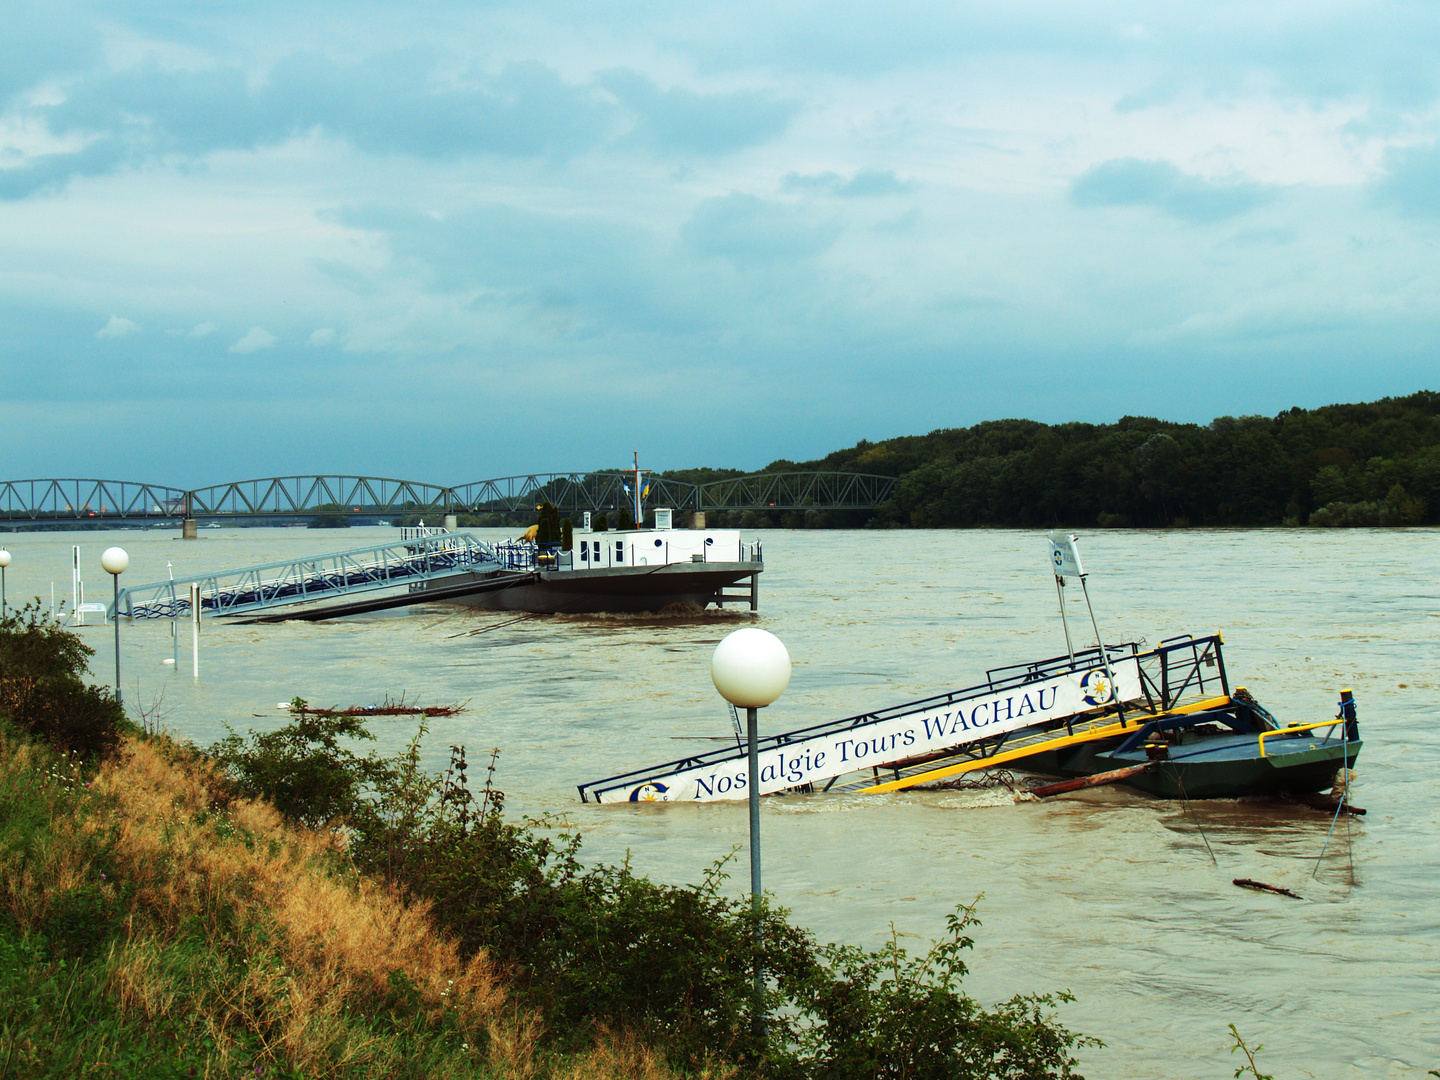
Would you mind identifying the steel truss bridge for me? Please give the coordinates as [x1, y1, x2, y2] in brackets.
[0, 472, 896, 525]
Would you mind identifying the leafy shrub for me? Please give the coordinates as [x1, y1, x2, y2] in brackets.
[0, 604, 130, 759]
[774, 900, 1097, 1079]
[207, 698, 403, 827]
[213, 721, 1095, 1078]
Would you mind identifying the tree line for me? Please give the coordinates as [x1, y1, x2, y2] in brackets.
[673, 390, 1440, 529]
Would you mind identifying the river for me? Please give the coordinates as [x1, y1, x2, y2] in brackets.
[1, 524, 1435, 1077]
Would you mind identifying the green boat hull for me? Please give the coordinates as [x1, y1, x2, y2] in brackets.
[1023, 730, 1361, 800]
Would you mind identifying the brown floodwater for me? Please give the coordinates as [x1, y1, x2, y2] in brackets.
[2, 524, 1435, 1077]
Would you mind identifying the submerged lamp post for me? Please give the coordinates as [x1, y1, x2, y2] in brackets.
[101, 546, 129, 705]
[0, 549, 9, 618]
[711, 627, 791, 1027]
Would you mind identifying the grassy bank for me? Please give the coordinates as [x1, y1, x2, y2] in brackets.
[1, 607, 1094, 1079]
[0, 728, 698, 1078]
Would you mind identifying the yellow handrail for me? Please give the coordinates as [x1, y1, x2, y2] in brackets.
[1257, 719, 1345, 758]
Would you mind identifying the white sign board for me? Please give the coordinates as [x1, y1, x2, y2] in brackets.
[603, 655, 1142, 803]
[1048, 532, 1084, 578]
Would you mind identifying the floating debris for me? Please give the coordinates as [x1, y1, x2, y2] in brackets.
[285, 693, 469, 718]
[1233, 878, 1303, 900]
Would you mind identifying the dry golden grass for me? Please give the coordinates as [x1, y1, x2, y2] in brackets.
[1, 731, 706, 1079]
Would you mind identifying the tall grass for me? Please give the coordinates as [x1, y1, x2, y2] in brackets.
[0, 727, 717, 1079]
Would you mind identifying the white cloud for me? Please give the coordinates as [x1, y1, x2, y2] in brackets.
[95, 315, 138, 339]
[309, 327, 335, 345]
[229, 327, 277, 353]
[189, 322, 217, 338]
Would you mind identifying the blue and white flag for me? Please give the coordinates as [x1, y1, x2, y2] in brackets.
[1047, 532, 1084, 578]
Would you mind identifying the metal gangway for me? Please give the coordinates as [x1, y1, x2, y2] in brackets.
[577, 634, 1230, 804]
[114, 533, 536, 620]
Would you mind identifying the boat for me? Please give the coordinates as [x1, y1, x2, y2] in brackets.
[426, 511, 763, 614]
[1015, 686, 1361, 800]
[577, 533, 1359, 803]
[578, 631, 1360, 803]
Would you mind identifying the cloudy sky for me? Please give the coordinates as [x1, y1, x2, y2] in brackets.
[3, 0, 1438, 485]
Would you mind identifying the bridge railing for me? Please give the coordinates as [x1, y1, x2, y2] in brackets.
[187, 475, 453, 517]
[0, 471, 897, 521]
[0, 479, 189, 521]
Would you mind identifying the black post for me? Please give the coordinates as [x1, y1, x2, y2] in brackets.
[747, 705, 764, 1031]
[112, 575, 122, 705]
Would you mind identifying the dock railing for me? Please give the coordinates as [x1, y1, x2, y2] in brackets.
[115, 533, 509, 619]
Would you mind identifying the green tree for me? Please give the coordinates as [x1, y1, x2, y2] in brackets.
[0, 604, 130, 759]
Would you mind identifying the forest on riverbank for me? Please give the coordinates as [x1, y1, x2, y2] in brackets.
[668, 390, 1440, 530]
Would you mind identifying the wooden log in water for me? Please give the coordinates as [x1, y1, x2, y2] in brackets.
[1029, 762, 1155, 798]
[1234, 878, 1303, 899]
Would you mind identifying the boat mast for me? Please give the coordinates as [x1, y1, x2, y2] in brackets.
[633, 451, 643, 528]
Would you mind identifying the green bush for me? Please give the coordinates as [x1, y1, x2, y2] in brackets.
[208, 699, 393, 827]
[774, 900, 1098, 1079]
[0, 604, 131, 760]
[212, 722, 1095, 1078]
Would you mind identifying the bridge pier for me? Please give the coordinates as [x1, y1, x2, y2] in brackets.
[690, 511, 706, 529]
[183, 519, 197, 540]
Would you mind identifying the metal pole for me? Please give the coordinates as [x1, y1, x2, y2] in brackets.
[1078, 573, 1119, 719]
[747, 704, 764, 1029]
[190, 583, 200, 679]
[112, 574, 122, 705]
[1, 566, 6, 618]
[1054, 574, 1074, 664]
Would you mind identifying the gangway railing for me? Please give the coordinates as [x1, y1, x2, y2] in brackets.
[846, 693, 1235, 794]
[115, 533, 528, 619]
[577, 634, 1229, 804]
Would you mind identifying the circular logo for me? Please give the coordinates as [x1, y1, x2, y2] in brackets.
[629, 781, 671, 802]
[1052, 547, 1064, 568]
[1080, 668, 1114, 707]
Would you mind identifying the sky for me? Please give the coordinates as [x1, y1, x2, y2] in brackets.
[3, 0, 1439, 486]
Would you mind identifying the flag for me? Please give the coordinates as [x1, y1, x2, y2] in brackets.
[642, 480, 652, 499]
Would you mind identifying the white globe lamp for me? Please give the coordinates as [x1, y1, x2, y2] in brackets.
[101, 546, 129, 705]
[101, 547, 129, 576]
[711, 625, 791, 1033]
[711, 627, 791, 709]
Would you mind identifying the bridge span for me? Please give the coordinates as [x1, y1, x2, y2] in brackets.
[0, 471, 896, 525]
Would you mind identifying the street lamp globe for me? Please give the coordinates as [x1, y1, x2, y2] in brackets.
[0, 549, 11, 569]
[711, 627, 791, 709]
[101, 547, 130, 576]
[101, 547, 129, 705]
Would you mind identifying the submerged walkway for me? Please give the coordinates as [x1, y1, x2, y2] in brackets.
[114, 533, 531, 620]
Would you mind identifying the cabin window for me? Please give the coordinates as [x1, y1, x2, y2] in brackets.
[580, 540, 589, 562]
[615, 541, 624, 564]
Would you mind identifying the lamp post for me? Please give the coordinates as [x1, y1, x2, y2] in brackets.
[710, 627, 791, 1030]
[101, 547, 129, 705]
[0, 548, 10, 618]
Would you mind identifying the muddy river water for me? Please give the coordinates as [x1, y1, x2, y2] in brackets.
[3, 525, 1435, 1077]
